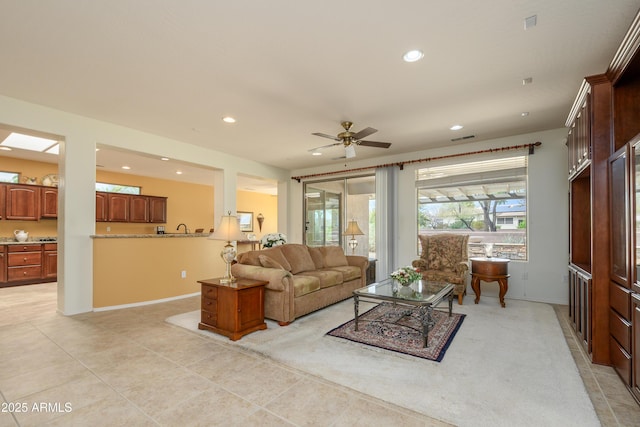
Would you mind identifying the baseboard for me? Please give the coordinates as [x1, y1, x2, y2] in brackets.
[93, 292, 201, 312]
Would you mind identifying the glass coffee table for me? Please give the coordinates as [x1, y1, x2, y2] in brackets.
[352, 278, 454, 347]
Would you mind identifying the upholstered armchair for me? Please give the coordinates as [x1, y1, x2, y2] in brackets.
[412, 233, 469, 304]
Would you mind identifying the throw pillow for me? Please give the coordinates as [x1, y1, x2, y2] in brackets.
[258, 255, 285, 270]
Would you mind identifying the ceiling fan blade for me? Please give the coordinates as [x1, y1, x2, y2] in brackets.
[308, 142, 342, 152]
[357, 140, 392, 148]
[351, 127, 377, 140]
[312, 132, 341, 141]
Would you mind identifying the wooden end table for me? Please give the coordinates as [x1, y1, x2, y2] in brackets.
[197, 277, 268, 340]
[470, 257, 510, 308]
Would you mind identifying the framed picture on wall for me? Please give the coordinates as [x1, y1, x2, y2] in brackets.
[237, 211, 253, 232]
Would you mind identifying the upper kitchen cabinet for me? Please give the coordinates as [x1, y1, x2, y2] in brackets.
[129, 195, 149, 223]
[5, 184, 40, 220]
[40, 187, 58, 219]
[95, 192, 108, 222]
[148, 196, 167, 224]
[96, 192, 167, 224]
[107, 193, 129, 222]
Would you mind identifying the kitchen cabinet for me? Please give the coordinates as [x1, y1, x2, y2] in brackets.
[148, 196, 167, 223]
[96, 192, 167, 224]
[40, 187, 58, 219]
[7, 244, 42, 282]
[96, 192, 108, 221]
[5, 184, 39, 220]
[107, 193, 129, 222]
[0, 246, 5, 283]
[129, 195, 149, 223]
[42, 243, 57, 279]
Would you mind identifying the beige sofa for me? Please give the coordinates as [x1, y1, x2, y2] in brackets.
[230, 244, 369, 325]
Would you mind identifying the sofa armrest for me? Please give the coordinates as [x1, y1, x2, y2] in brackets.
[455, 261, 469, 275]
[230, 263, 291, 292]
[346, 255, 369, 280]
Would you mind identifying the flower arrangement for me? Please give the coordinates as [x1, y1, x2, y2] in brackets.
[261, 233, 287, 248]
[390, 266, 422, 286]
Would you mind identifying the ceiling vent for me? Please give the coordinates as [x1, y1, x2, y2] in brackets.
[451, 135, 475, 142]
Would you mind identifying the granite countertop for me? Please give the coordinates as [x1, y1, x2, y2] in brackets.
[91, 233, 210, 239]
[0, 237, 57, 245]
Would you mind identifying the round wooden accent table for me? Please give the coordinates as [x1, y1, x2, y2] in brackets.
[470, 257, 510, 308]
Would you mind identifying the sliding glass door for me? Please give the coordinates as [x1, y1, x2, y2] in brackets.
[303, 175, 375, 258]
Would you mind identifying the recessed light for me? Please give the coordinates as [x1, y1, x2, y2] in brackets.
[521, 112, 530, 117]
[450, 125, 464, 131]
[312, 151, 322, 156]
[176, 170, 183, 175]
[121, 166, 131, 170]
[522, 77, 533, 85]
[222, 116, 236, 123]
[160, 157, 170, 161]
[403, 50, 424, 63]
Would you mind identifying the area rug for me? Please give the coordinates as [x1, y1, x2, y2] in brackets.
[166, 296, 599, 427]
[327, 303, 465, 361]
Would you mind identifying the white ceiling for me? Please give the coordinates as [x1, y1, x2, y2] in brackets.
[0, 1, 638, 184]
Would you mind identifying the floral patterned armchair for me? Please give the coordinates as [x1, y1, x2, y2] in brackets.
[412, 233, 469, 304]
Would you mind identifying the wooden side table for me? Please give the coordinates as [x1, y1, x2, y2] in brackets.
[198, 277, 268, 340]
[470, 257, 510, 308]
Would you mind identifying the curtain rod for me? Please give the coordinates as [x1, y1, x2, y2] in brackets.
[291, 141, 542, 182]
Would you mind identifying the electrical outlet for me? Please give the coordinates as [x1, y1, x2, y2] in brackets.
[181, 270, 187, 279]
[106, 226, 111, 232]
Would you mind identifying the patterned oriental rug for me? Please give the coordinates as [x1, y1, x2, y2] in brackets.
[327, 302, 465, 362]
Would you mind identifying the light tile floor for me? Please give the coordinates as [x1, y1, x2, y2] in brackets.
[0, 282, 638, 426]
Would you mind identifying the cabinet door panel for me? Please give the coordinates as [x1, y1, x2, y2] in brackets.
[5, 184, 39, 220]
[107, 194, 129, 222]
[40, 187, 58, 218]
[96, 192, 108, 222]
[129, 196, 149, 222]
[148, 196, 167, 223]
[609, 148, 629, 287]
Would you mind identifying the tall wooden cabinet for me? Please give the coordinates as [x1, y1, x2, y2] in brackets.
[567, 11, 640, 404]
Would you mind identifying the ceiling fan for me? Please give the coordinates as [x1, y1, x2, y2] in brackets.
[310, 121, 392, 159]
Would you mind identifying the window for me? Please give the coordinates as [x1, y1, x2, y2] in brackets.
[0, 171, 19, 183]
[95, 182, 141, 194]
[416, 156, 527, 260]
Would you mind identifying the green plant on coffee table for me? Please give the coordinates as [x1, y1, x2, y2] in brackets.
[390, 266, 422, 286]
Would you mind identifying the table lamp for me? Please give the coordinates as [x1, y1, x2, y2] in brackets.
[343, 219, 364, 254]
[208, 211, 246, 283]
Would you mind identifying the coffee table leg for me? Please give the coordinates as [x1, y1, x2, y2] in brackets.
[419, 305, 433, 348]
[448, 291, 453, 317]
[354, 295, 359, 331]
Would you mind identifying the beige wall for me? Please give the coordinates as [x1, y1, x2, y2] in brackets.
[236, 190, 278, 239]
[93, 236, 225, 308]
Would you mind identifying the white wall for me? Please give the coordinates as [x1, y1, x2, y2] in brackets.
[291, 128, 570, 304]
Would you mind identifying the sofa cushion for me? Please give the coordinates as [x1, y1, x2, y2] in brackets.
[324, 265, 361, 282]
[291, 275, 321, 297]
[238, 247, 292, 271]
[320, 246, 349, 267]
[280, 244, 316, 274]
[258, 254, 285, 270]
[297, 269, 343, 288]
[307, 246, 325, 269]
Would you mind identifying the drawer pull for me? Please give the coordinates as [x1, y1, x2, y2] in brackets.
[23, 271, 27, 275]
[23, 257, 27, 262]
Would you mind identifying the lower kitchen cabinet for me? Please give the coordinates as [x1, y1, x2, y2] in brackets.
[0, 243, 57, 287]
[43, 243, 57, 278]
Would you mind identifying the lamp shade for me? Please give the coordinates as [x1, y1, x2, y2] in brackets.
[208, 212, 246, 242]
[343, 220, 364, 236]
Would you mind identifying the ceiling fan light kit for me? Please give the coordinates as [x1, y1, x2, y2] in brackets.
[310, 121, 391, 159]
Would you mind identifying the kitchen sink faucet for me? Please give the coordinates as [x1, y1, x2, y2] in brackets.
[176, 223, 188, 233]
